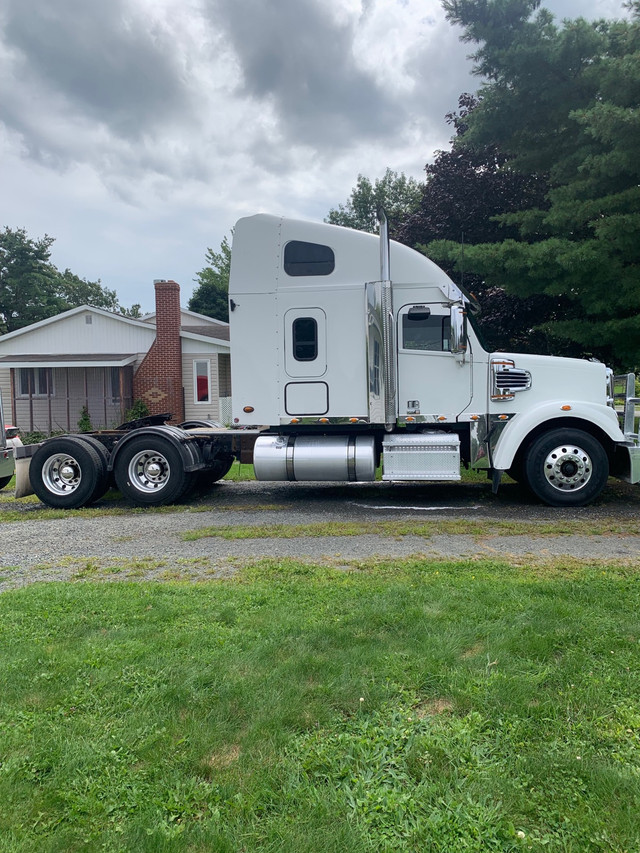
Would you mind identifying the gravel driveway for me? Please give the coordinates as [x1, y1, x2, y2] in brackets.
[2, 478, 640, 591]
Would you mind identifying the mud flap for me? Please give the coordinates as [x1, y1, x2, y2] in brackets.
[492, 468, 504, 494]
[14, 442, 36, 499]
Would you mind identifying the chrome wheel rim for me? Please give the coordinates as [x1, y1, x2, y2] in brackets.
[42, 453, 82, 495]
[128, 450, 170, 493]
[543, 444, 593, 492]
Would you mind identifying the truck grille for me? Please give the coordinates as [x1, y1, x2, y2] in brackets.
[495, 369, 531, 389]
[491, 360, 532, 400]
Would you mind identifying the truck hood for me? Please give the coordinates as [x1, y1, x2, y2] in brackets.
[489, 352, 609, 409]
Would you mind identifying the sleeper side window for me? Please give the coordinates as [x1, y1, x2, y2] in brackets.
[292, 317, 318, 361]
[284, 241, 335, 276]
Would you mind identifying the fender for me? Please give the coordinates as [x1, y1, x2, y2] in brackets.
[491, 401, 624, 471]
[108, 425, 203, 473]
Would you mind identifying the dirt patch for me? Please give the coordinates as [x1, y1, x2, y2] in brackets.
[414, 698, 454, 718]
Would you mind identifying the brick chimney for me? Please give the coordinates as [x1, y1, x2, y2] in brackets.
[132, 280, 184, 422]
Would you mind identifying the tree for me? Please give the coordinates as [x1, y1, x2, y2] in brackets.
[431, 0, 640, 368]
[397, 95, 567, 353]
[326, 168, 422, 236]
[119, 304, 142, 319]
[0, 228, 60, 333]
[56, 268, 119, 313]
[0, 226, 123, 334]
[188, 235, 231, 322]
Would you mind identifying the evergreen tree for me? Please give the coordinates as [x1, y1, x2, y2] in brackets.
[430, 0, 640, 368]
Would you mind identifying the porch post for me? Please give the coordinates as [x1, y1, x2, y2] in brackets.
[119, 368, 126, 422]
[9, 369, 16, 429]
[66, 371, 71, 431]
[103, 368, 108, 428]
[28, 370, 34, 433]
[47, 368, 52, 434]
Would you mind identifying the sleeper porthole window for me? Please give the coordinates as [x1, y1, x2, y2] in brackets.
[292, 317, 318, 362]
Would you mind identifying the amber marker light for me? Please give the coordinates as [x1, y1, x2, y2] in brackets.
[561, 405, 572, 411]
[318, 418, 329, 423]
[498, 414, 509, 420]
[406, 416, 415, 422]
[470, 415, 479, 421]
[243, 406, 254, 413]
[290, 418, 300, 423]
[349, 417, 358, 423]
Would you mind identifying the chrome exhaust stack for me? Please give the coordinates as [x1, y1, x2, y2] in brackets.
[377, 208, 396, 428]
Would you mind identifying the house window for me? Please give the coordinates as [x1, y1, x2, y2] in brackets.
[292, 317, 318, 361]
[18, 367, 53, 397]
[110, 367, 121, 402]
[284, 241, 335, 277]
[194, 360, 211, 403]
[402, 313, 451, 352]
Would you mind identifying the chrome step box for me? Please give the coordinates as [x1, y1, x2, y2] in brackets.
[382, 432, 460, 481]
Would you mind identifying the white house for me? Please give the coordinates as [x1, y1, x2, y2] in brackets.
[0, 280, 231, 433]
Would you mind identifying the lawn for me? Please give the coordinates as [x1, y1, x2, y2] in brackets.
[1, 559, 639, 852]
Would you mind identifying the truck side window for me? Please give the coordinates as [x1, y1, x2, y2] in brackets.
[292, 317, 318, 361]
[402, 314, 451, 351]
[284, 241, 335, 276]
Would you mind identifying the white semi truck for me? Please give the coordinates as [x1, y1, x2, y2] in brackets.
[8, 212, 640, 508]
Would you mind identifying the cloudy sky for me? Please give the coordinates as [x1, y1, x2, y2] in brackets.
[0, 0, 631, 312]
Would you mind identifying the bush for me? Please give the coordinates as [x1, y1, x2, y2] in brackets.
[124, 399, 150, 422]
[77, 405, 93, 433]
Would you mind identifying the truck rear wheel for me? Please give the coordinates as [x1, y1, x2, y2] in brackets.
[114, 436, 191, 506]
[198, 457, 234, 486]
[0, 475, 12, 491]
[30, 437, 104, 509]
[68, 434, 111, 502]
[524, 428, 608, 507]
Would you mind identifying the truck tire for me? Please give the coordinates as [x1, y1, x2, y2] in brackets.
[523, 428, 609, 507]
[30, 437, 104, 509]
[114, 435, 191, 506]
[197, 457, 234, 487]
[68, 434, 111, 502]
[0, 475, 12, 491]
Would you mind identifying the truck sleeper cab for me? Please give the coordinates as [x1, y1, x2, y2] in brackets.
[227, 213, 638, 508]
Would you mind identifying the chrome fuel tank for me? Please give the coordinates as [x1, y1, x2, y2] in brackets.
[253, 434, 376, 482]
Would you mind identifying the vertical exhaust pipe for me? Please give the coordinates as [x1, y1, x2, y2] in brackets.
[378, 206, 390, 282]
[377, 208, 396, 427]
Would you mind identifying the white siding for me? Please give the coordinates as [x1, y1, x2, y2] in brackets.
[0, 368, 13, 423]
[0, 310, 156, 356]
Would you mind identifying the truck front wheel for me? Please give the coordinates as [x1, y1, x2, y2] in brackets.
[523, 428, 608, 507]
[114, 436, 191, 506]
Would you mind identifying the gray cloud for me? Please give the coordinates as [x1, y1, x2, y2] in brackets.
[1, 0, 192, 141]
[207, 0, 405, 150]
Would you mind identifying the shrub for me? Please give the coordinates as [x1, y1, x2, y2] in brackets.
[77, 405, 93, 433]
[124, 399, 150, 422]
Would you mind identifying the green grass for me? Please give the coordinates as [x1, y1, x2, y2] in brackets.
[182, 516, 640, 540]
[222, 461, 257, 481]
[1, 560, 639, 852]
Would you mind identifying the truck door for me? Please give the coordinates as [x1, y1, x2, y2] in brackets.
[396, 303, 472, 421]
[283, 307, 329, 416]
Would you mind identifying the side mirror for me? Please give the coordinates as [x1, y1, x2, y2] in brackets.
[450, 304, 467, 359]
